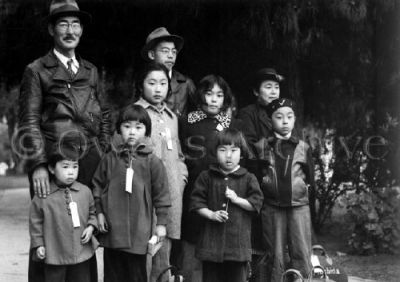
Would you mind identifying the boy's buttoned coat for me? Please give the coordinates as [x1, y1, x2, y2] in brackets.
[29, 181, 98, 265]
[189, 166, 263, 262]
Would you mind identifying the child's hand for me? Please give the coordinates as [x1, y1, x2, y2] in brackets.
[210, 210, 229, 223]
[155, 225, 167, 242]
[36, 246, 46, 260]
[225, 188, 238, 203]
[81, 225, 94, 244]
[98, 213, 108, 233]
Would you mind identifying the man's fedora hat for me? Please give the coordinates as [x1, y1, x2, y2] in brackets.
[48, 0, 91, 24]
[255, 68, 285, 83]
[141, 27, 184, 60]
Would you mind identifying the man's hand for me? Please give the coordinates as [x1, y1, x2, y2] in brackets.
[32, 166, 50, 198]
[97, 213, 109, 233]
[210, 210, 229, 223]
[36, 246, 46, 260]
[155, 225, 166, 242]
[81, 225, 94, 244]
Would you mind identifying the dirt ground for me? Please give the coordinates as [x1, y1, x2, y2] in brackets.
[0, 175, 399, 282]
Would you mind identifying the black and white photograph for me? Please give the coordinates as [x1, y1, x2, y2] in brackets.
[0, 0, 399, 281]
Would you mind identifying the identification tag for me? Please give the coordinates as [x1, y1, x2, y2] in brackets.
[126, 167, 134, 193]
[165, 128, 173, 150]
[69, 202, 80, 228]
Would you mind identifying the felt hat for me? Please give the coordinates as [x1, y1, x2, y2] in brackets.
[266, 98, 295, 117]
[141, 27, 184, 60]
[48, 0, 91, 24]
[255, 68, 285, 83]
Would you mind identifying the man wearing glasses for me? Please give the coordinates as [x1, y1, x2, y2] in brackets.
[19, 0, 110, 281]
[141, 27, 196, 117]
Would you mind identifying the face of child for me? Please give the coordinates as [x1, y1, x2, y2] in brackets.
[271, 106, 295, 137]
[254, 80, 280, 106]
[120, 120, 147, 146]
[201, 84, 224, 116]
[216, 144, 241, 172]
[149, 41, 177, 71]
[49, 160, 78, 186]
[142, 70, 169, 108]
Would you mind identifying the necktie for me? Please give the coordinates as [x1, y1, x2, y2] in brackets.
[67, 59, 75, 78]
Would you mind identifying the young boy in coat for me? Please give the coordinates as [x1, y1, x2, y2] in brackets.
[257, 98, 314, 282]
[29, 144, 98, 282]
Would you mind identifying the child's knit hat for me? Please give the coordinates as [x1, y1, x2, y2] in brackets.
[266, 98, 295, 117]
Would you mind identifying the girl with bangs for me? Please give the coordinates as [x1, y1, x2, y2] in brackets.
[179, 75, 244, 281]
[189, 128, 263, 282]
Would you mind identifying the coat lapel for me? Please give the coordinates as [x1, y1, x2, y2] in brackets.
[257, 105, 272, 131]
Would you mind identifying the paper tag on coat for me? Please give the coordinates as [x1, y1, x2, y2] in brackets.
[69, 202, 81, 228]
[165, 128, 173, 150]
[216, 124, 224, 131]
[125, 168, 134, 193]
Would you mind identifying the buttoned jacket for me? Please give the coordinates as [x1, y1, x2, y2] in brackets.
[92, 139, 171, 253]
[189, 165, 263, 262]
[135, 98, 188, 239]
[29, 181, 98, 265]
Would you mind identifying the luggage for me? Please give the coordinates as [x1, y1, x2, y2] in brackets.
[156, 265, 183, 282]
[281, 266, 336, 282]
[311, 245, 349, 282]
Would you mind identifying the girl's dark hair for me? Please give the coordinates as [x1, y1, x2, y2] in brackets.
[195, 74, 234, 112]
[116, 104, 152, 136]
[215, 128, 250, 159]
[135, 62, 172, 100]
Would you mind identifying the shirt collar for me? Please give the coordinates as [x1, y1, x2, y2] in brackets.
[136, 98, 174, 118]
[49, 180, 80, 194]
[209, 164, 247, 176]
[274, 131, 292, 140]
[53, 48, 79, 71]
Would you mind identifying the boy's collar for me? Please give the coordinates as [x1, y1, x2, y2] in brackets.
[49, 181, 80, 194]
[274, 131, 292, 140]
[272, 132, 299, 144]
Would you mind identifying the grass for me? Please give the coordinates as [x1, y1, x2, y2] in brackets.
[316, 218, 400, 282]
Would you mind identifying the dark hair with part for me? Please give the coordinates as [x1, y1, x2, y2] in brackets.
[215, 128, 250, 159]
[135, 62, 171, 100]
[194, 74, 234, 112]
[48, 142, 81, 168]
[116, 104, 152, 136]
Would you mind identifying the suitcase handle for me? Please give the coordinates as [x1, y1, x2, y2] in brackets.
[156, 265, 182, 282]
[281, 268, 304, 282]
[312, 244, 327, 256]
[308, 265, 329, 281]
